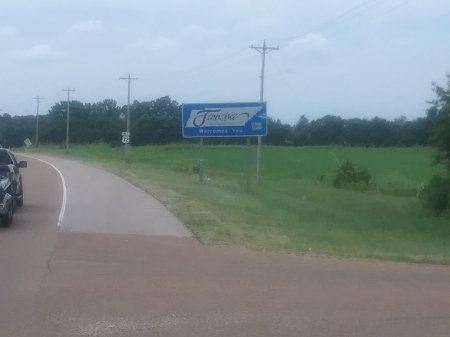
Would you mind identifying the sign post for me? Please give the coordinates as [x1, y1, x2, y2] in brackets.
[199, 138, 204, 183]
[182, 102, 267, 191]
[246, 137, 251, 192]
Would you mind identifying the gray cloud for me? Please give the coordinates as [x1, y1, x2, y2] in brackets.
[68, 20, 104, 33]
[131, 36, 180, 53]
[285, 34, 333, 55]
[179, 24, 227, 41]
[14, 44, 69, 62]
[0, 25, 14, 37]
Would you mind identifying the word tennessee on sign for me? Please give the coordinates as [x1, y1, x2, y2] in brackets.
[182, 102, 267, 138]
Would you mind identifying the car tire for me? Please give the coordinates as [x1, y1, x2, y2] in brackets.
[16, 185, 23, 207]
[1, 209, 13, 228]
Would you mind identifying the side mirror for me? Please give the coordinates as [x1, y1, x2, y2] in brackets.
[19, 161, 27, 168]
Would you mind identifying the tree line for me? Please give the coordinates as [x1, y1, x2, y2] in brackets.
[0, 95, 436, 148]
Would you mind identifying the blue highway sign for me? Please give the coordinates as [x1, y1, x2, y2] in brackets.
[182, 102, 267, 138]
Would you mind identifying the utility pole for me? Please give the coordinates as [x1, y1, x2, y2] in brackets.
[250, 40, 279, 182]
[62, 87, 75, 154]
[33, 96, 44, 146]
[120, 73, 138, 163]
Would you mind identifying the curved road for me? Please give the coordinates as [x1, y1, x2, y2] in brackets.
[1, 155, 450, 337]
[35, 155, 191, 236]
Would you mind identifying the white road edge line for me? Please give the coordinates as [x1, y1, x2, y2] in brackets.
[20, 154, 67, 227]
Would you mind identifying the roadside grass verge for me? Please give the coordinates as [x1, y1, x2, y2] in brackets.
[23, 143, 450, 264]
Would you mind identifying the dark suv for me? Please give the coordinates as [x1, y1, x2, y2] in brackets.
[0, 149, 27, 227]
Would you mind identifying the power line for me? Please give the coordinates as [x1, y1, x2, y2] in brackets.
[62, 87, 75, 153]
[250, 41, 280, 102]
[120, 74, 138, 163]
[146, 47, 252, 82]
[391, 9, 450, 40]
[325, 0, 391, 29]
[322, 0, 417, 39]
[32, 95, 44, 145]
[377, 0, 415, 17]
[278, 0, 422, 47]
[280, 0, 383, 44]
[250, 40, 279, 182]
[280, 0, 419, 49]
[304, 0, 380, 34]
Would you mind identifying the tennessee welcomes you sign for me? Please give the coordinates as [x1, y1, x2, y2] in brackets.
[182, 102, 267, 138]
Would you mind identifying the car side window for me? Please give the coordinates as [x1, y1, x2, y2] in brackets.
[10, 153, 18, 166]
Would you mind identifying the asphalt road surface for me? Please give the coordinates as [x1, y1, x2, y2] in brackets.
[1, 154, 450, 337]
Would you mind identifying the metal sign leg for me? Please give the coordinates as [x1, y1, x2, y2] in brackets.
[199, 138, 204, 183]
[246, 137, 251, 193]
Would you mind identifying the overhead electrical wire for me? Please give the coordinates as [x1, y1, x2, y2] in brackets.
[279, 0, 389, 44]
[280, 0, 419, 48]
[319, 0, 416, 40]
[145, 46, 255, 82]
[154, 0, 411, 82]
[379, 9, 450, 44]
[144, 0, 426, 83]
[147, 1, 391, 83]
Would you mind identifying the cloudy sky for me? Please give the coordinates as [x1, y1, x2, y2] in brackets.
[1, 0, 449, 124]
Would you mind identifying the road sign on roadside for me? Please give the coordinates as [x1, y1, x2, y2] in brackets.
[24, 138, 32, 147]
[182, 102, 267, 193]
[182, 102, 267, 138]
[121, 132, 130, 144]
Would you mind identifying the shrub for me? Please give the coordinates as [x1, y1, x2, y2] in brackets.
[333, 160, 372, 190]
[187, 164, 201, 174]
[419, 175, 450, 216]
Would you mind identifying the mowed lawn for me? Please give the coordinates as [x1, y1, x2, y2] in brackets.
[30, 144, 450, 264]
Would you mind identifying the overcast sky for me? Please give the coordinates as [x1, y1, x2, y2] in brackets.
[1, 0, 449, 124]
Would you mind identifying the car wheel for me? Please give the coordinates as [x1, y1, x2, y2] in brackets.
[16, 186, 23, 207]
[1, 209, 13, 228]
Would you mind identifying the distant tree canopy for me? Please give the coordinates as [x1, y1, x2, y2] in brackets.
[0, 95, 436, 148]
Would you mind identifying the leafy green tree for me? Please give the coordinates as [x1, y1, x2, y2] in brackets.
[429, 75, 450, 169]
[265, 118, 292, 145]
[292, 115, 309, 146]
[0, 113, 35, 147]
[341, 118, 371, 146]
[420, 75, 450, 216]
[129, 96, 182, 145]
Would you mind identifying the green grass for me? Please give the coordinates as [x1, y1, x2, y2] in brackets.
[24, 143, 450, 264]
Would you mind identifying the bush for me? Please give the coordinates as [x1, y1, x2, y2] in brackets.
[333, 160, 372, 190]
[419, 175, 450, 216]
[316, 174, 325, 183]
[188, 164, 201, 175]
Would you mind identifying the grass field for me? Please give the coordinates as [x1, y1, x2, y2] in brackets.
[26, 143, 450, 264]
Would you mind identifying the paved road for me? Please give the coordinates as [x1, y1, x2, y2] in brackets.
[0, 156, 61, 336]
[1, 155, 450, 336]
[33, 155, 191, 236]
